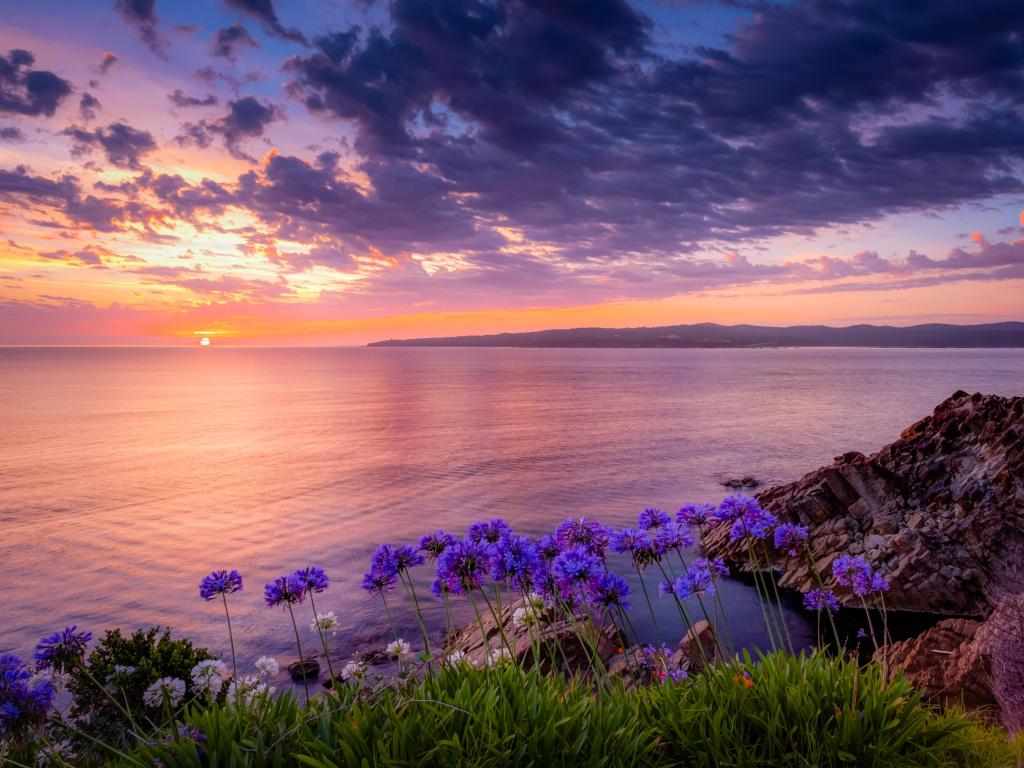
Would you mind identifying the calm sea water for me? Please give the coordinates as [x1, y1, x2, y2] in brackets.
[1, 347, 1022, 671]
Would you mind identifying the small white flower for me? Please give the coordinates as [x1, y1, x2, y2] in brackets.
[190, 659, 228, 696]
[386, 639, 410, 659]
[512, 606, 541, 627]
[143, 676, 186, 708]
[227, 674, 274, 706]
[444, 650, 468, 667]
[254, 656, 279, 678]
[113, 664, 136, 677]
[36, 738, 73, 766]
[310, 611, 340, 636]
[484, 647, 512, 667]
[340, 660, 365, 682]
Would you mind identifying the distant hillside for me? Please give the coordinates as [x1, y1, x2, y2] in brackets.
[367, 322, 1024, 348]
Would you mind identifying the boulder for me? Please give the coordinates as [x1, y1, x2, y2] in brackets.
[704, 392, 1024, 615]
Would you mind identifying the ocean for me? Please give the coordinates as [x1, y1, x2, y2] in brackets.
[2, 347, 1022, 670]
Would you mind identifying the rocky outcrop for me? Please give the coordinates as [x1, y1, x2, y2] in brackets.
[705, 391, 1024, 615]
[876, 595, 1024, 730]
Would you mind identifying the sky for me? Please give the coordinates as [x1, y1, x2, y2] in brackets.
[1, 0, 1023, 345]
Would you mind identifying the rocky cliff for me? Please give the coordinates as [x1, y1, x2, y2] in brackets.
[704, 391, 1024, 615]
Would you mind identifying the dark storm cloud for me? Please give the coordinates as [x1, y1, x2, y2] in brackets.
[211, 24, 259, 61]
[79, 93, 101, 120]
[0, 49, 73, 117]
[175, 96, 281, 161]
[114, 0, 167, 58]
[276, 0, 1024, 269]
[63, 121, 158, 169]
[168, 89, 219, 108]
[222, 0, 307, 45]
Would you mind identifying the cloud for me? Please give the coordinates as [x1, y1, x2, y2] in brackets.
[222, 0, 307, 45]
[168, 89, 218, 108]
[37, 245, 113, 268]
[79, 93, 101, 120]
[97, 51, 119, 75]
[0, 49, 73, 117]
[63, 121, 157, 169]
[114, 0, 167, 58]
[0, 125, 24, 141]
[176, 96, 281, 160]
[211, 24, 259, 61]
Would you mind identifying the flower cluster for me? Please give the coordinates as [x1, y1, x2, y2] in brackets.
[803, 588, 840, 613]
[199, 569, 243, 601]
[0, 653, 55, 738]
[832, 555, 889, 597]
[33, 625, 91, 674]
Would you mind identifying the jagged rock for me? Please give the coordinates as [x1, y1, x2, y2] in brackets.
[288, 659, 321, 680]
[360, 649, 392, 665]
[723, 476, 760, 489]
[705, 392, 1024, 615]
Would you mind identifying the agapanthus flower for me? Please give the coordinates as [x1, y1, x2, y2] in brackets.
[227, 674, 274, 705]
[832, 554, 888, 596]
[665, 561, 715, 601]
[677, 502, 716, 528]
[803, 588, 840, 613]
[484, 647, 512, 666]
[445, 650, 468, 666]
[33, 626, 91, 673]
[590, 572, 631, 609]
[551, 545, 602, 600]
[112, 664, 136, 679]
[177, 725, 206, 743]
[635, 644, 684, 685]
[0, 654, 54, 737]
[292, 566, 329, 594]
[610, 527, 658, 569]
[311, 611, 340, 636]
[263, 574, 306, 607]
[536, 534, 561, 561]
[392, 544, 425, 572]
[693, 556, 730, 578]
[419, 530, 458, 560]
[555, 517, 611, 556]
[386, 639, 410, 659]
[254, 656, 279, 678]
[190, 659, 228, 697]
[199, 569, 243, 601]
[652, 521, 694, 555]
[773, 524, 809, 556]
[721, 496, 777, 541]
[637, 507, 671, 530]
[340, 660, 365, 682]
[466, 518, 512, 545]
[143, 676, 186, 708]
[490, 534, 540, 589]
[435, 538, 489, 594]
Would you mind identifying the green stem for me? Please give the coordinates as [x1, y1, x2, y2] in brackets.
[287, 603, 311, 702]
[307, 591, 338, 686]
[221, 593, 239, 686]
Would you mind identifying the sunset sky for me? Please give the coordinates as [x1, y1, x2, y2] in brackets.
[1, 0, 1023, 345]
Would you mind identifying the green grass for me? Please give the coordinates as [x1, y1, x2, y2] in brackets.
[111, 651, 1020, 768]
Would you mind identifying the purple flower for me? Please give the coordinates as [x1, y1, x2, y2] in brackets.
[419, 530, 457, 560]
[555, 517, 611, 556]
[0, 654, 54, 737]
[693, 556, 729, 578]
[652, 521, 694, 555]
[435, 538, 489, 594]
[466, 518, 512, 545]
[722, 497, 777, 541]
[677, 502, 715, 527]
[773, 524, 809, 556]
[392, 544, 425, 572]
[803, 588, 840, 613]
[551, 545, 602, 596]
[178, 724, 206, 743]
[666, 562, 715, 600]
[832, 554, 887, 596]
[362, 568, 397, 595]
[199, 570, 243, 601]
[292, 566, 329, 594]
[637, 507, 671, 530]
[491, 535, 540, 590]
[536, 534, 561, 561]
[610, 527, 658, 569]
[33, 625, 91, 672]
[264, 574, 305, 607]
[590, 572, 630, 609]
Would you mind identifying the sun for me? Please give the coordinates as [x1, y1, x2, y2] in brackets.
[200, 337, 211, 346]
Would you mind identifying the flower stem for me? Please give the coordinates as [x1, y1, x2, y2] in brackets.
[286, 603, 310, 702]
[221, 592, 238, 684]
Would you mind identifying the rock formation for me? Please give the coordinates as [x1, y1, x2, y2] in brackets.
[704, 391, 1024, 615]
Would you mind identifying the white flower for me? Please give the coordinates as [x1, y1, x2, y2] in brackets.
[190, 659, 228, 696]
[340, 660, 365, 682]
[512, 606, 540, 627]
[36, 738, 73, 766]
[484, 647, 512, 667]
[310, 611, 340, 636]
[143, 676, 186, 708]
[29, 667, 68, 695]
[444, 650, 468, 667]
[112, 664, 136, 677]
[254, 656, 279, 678]
[227, 674, 274, 706]
[386, 639, 410, 659]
